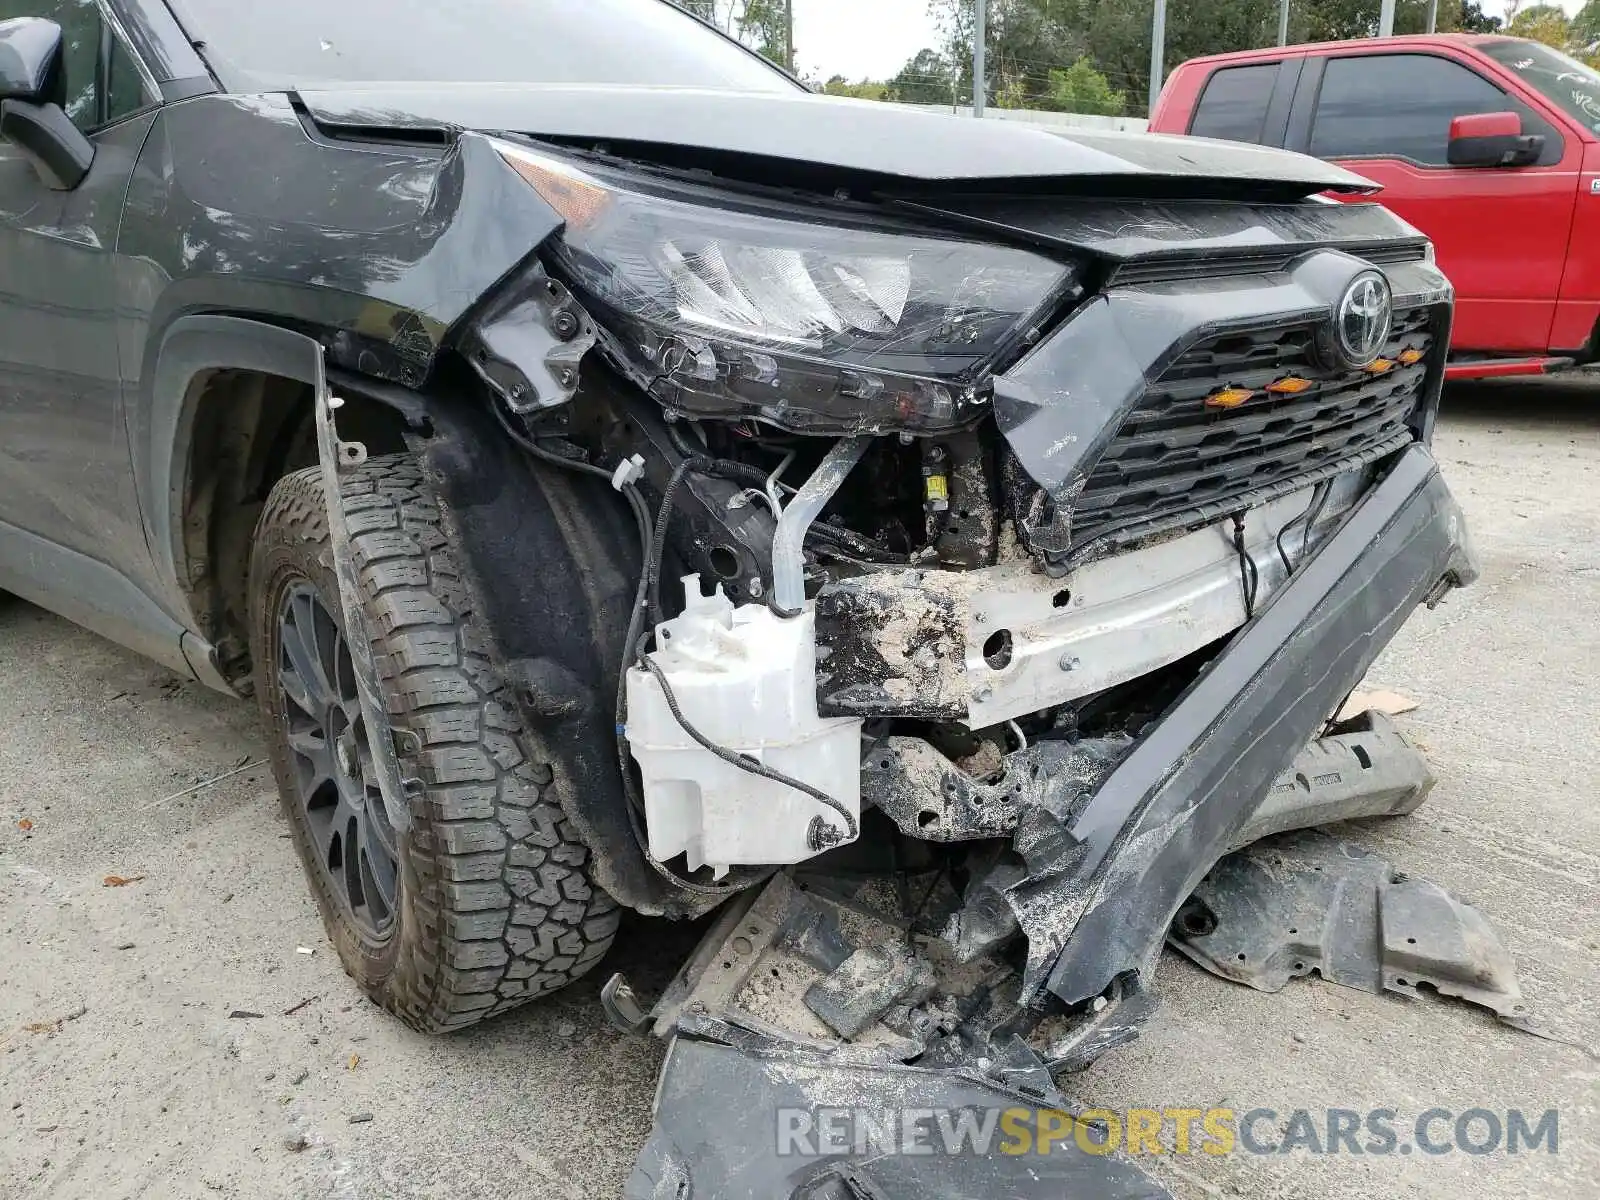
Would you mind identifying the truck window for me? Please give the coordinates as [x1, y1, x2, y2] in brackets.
[1310, 53, 1511, 165]
[1190, 63, 1279, 143]
[1480, 39, 1600, 133]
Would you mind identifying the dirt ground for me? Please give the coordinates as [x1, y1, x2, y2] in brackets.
[2, 381, 1597, 1200]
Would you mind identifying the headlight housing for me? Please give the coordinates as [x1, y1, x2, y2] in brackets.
[492, 140, 1078, 433]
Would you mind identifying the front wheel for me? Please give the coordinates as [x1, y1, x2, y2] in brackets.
[248, 458, 620, 1032]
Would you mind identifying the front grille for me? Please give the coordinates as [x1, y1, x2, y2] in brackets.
[1067, 306, 1434, 552]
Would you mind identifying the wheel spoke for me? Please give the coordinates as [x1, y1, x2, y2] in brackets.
[358, 839, 398, 924]
[281, 591, 338, 710]
[333, 627, 363, 709]
[313, 602, 348, 706]
[278, 664, 318, 719]
[364, 782, 400, 860]
[286, 726, 334, 785]
[302, 783, 345, 870]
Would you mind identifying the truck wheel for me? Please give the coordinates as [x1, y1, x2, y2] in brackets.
[247, 458, 620, 1032]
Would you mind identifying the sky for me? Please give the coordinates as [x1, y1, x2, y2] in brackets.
[792, 0, 1592, 84]
[794, 0, 943, 82]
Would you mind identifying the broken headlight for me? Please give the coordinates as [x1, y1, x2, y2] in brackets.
[493, 140, 1078, 433]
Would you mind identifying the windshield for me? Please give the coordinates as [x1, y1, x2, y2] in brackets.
[1481, 38, 1600, 133]
[168, 0, 800, 93]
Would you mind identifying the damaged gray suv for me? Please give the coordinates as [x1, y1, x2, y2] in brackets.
[0, 0, 1477, 1193]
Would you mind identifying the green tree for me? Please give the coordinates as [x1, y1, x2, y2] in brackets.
[889, 48, 958, 104]
[736, 0, 791, 67]
[822, 75, 891, 100]
[677, 0, 792, 69]
[1044, 57, 1125, 115]
[1574, 0, 1600, 45]
[1456, 1, 1504, 33]
[1507, 3, 1572, 47]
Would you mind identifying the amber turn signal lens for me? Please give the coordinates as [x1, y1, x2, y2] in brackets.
[1397, 348, 1424, 365]
[1265, 375, 1314, 395]
[1204, 387, 1255, 409]
[1365, 358, 1396, 374]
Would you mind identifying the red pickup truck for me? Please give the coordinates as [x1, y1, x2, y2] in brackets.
[1151, 34, 1600, 378]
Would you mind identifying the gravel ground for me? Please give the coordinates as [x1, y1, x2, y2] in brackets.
[2, 381, 1597, 1200]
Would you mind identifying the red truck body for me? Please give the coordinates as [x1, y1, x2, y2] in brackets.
[1151, 34, 1600, 377]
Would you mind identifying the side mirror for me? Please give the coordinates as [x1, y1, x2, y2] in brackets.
[1448, 111, 1543, 168]
[0, 17, 93, 190]
[0, 16, 64, 105]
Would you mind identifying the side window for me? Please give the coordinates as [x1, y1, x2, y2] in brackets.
[1310, 54, 1510, 165]
[1190, 63, 1280, 145]
[106, 27, 153, 122]
[55, 0, 100, 130]
[0, 0, 154, 131]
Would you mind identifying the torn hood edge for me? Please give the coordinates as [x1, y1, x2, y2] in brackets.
[293, 84, 1377, 193]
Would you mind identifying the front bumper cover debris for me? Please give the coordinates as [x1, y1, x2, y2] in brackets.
[1034, 444, 1474, 1009]
[1170, 829, 1534, 1030]
[627, 1028, 1171, 1200]
[627, 871, 1173, 1200]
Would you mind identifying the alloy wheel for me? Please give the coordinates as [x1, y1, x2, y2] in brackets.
[274, 582, 399, 940]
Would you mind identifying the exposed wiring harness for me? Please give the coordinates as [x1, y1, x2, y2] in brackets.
[1229, 511, 1260, 621]
[1275, 480, 1334, 575]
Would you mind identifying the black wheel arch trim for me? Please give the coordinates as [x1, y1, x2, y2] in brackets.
[139, 317, 442, 644]
[138, 314, 327, 628]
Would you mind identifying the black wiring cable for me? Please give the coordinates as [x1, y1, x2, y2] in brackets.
[648, 455, 708, 629]
[489, 395, 616, 481]
[1300, 481, 1333, 563]
[1230, 511, 1260, 621]
[1275, 480, 1332, 575]
[807, 520, 911, 564]
[665, 417, 703, 459]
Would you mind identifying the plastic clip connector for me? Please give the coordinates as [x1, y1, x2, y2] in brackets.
[612, 453, 645, 492]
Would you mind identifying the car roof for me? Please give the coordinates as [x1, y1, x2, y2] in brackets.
[1176, 32, 1519, 68]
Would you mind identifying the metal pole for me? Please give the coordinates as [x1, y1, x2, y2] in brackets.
[1148, 0, 1167, 117]
[974, 0, 986, 117]
[1425, 0, 1438, 33]
[785, 0, 793, 72]
[1378, 0, 1396, 37]
[1278, 0, 1290, 46]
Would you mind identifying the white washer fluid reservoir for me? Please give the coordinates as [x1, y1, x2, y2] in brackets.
[624, 575, 863, 878]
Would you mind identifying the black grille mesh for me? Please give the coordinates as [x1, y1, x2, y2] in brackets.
[1069, 307, 1433, 549]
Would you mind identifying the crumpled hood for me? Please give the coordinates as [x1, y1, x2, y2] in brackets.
[294, 83, 1375, 193]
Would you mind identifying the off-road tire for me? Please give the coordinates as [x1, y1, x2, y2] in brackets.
[248, 457, 620, 1032]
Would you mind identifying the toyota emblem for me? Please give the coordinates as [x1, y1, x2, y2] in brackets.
[1334, 271, 1393, 369]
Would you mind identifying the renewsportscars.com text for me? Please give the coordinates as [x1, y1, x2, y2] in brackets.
[775, 1105, 1559, 1158]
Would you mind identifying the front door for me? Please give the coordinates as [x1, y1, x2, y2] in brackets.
[0, 0, 159, 567]
[1297, 50, 1579, 356]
